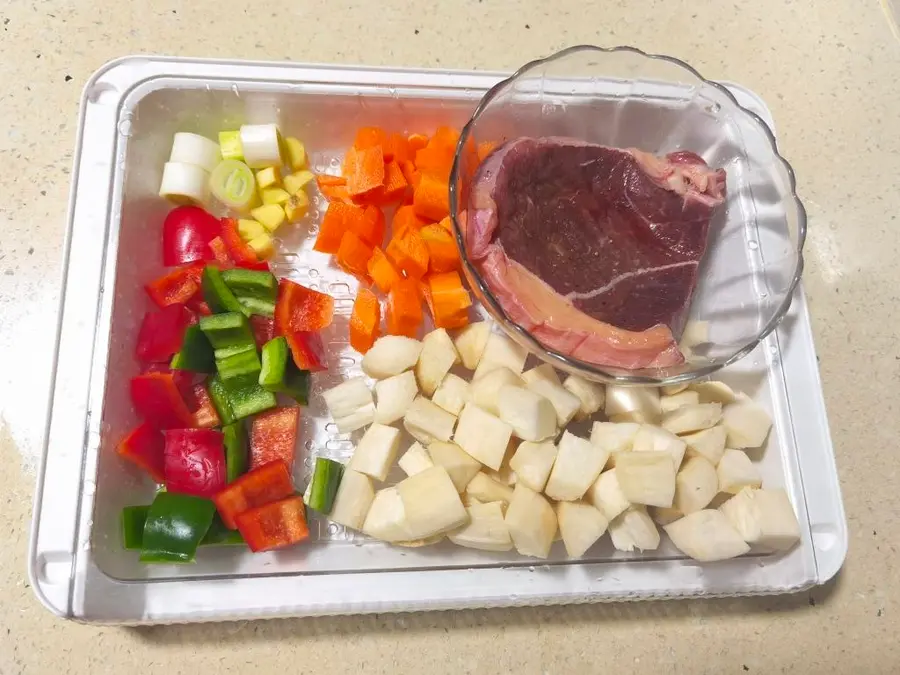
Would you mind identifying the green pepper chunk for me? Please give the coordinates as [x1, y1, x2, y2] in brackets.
[237, 296, 276, 317]
[223, 420, 248, 483]
[202, 266, 246, 315]
[170, 324, 215, 373]
[217, 345, 262, 381]
[307, 458, 344, 514]
[208, 374, 236, 425]
[139, 492, 216, 564]
[122, 509, 245, 549]
[199, 311, 255, 350]
[222, 373, 277, 420]
[259, 337, 311, 404]
[221, 268, 277, 301]
[122, 505, 150, 550]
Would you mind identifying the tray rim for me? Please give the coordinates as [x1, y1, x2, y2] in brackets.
[28, 55, 847, 624]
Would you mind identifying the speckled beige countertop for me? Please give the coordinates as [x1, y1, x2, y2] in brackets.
[1, 0, 899, 672]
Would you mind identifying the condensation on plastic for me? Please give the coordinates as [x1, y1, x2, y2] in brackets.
[28, 56, 846, 624]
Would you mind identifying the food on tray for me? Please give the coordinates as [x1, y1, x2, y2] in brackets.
[119, 119, 798, 566]
[466, 138, 726, 370]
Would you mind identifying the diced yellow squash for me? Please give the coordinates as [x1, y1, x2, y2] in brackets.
[250, 204, 286, 233]
[255, 166, 282, 190]
[248, 234, 275, 260]
[284, 137, 307, 170]
[284, 192, 310, 222]
[283, 170, 315, 195]
[237, 218, 266, 242]
[261, 187, 291, 205]
[218, 130, 243, 161]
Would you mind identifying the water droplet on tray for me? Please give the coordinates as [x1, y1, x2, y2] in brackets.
[117, 117, 133, 137]
[231, 84, 241, 97]
[748, 240, 759, 250]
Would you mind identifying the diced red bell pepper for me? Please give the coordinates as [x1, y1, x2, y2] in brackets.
[130, 371, 195, 429]
[212, 460, 295, 529]
[249, 315, 276, 348]
[135, 303, 195, 363]
[221, 218, 260, 266]
[275, 278, 335, 334]
[184, 382, 221, 429]
[141, 363, 196, 399]
[115, 422, 165, 483]
[162, 206, 221, 266]
[208, 236, 231, 266]
[145, 263, 205, 308]
[285, 330, 327, 372]
[236, 259, 271, 272]
[187, 298, 212, 316]
[249, 407, 300, 471]
[234, 495, 309, 552]
[163, 428, 227, 498]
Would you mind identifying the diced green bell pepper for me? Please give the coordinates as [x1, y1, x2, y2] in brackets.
[202, 266, 246, 315]
[208, 374, 236, 425]
[223, 420, 248, 483]
[307, 458, 344, 514]
[217, 345, 262, 381]
[138, 492, 216, 563]
[221, 269, 277, 301]
[123, 509, 244, 550]
[222, 373, 277, 420]
[259, 337, 311, 404]
[238, 296, 276, 317]
[170, 324, 215, 373]
[199, 312, 255, 351]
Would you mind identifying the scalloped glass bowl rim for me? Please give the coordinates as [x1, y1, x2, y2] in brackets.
[448, 44, 807, 386]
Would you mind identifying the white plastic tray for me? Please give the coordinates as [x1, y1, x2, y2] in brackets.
[28, 56, 846, 623]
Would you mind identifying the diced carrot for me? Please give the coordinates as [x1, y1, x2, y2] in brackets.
[407, 133, 429, 154]
[430, 126, 461, 151]
[345, 204, 386, 248]
[413, 173, 450, 221]
[345, 145, 385, 197]
[319, 183, 353, 203]
[392, 205, 430, 239]
[314, 201, 364, 254]
[349, 288, 381, 354]
[208, 236, 231, 265]
[367, 247, 402, 293]
[399, 160, 421, 190]
[387, 279, 423, 337]
[316, 174, 347, 187]
[477, 141, 498, 162]
[354, 160, 408, 207]
[354, 126, 388, 151]
[386, 229, 430, 279]
[414, 145, 454, 180]
[428, 270, 472, 316]
[437, 216, 454, 234]
[420, 223, 459, 273]
[434, 307, 470, 329]
[336, 231, 373, 282]
[384, 132, 412, 164]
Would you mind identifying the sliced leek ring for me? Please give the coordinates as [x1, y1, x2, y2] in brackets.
[209, 159, 258, 212]
[158, 161, 209, 205]
[239, 123, 283, 169]
[169, 132, 221, 172]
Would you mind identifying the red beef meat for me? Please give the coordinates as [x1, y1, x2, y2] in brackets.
[467, 137, 726, 370]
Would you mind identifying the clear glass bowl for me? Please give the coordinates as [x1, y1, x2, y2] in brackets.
[449, 45, 806, 385]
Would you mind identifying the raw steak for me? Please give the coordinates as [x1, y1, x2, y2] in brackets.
[467, 137, 726, 370]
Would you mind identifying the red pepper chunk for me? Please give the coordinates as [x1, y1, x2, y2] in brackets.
[220, 218, 260, 266]
[116, 422, 165, 483]
[145, 263, 204, 308]
[130, 372, 195, 429]
[213, 460, 295, 529]
[208, 236, 231, 266]
[235, 495, 309, 552]
[285, 331, 327, 371]
[135, 303, 195, 363]
[250, 407, 300, 471]
[275, 278, 335, 334]
[162, 206, 221, 266]
[249, 315, 276, 348]
[186, 383, 221, 429]
[163, 428, 227, 498]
